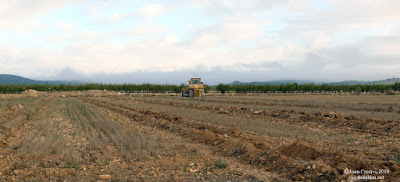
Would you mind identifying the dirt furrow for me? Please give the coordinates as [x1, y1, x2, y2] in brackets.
[83, 98, 277, 181]
[112, 97, 400, 171]
[0, 98, 54, 146]
[158, 96, 400, 114]
[119, 96, 400, 139]
[0, 98, 55, 181]
[0, 97, 39, 123]
[81, 97, 399, 181]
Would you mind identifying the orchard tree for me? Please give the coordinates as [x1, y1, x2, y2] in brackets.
[216, 84, 231, 94]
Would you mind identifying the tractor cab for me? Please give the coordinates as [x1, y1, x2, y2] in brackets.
[189, 78, 202, 85]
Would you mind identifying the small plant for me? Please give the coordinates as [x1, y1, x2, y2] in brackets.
[66, 161, 80, 169]
[232, 144, 246, 156]
[395, 156, 400, 164]
[187, 147, 200, 156]
[364, 136, 372, 139]
[214, 158, 228, 169]
[104, 157, 110, 165]
[24, 112, 32, 120]
[13, 161, 27, 170]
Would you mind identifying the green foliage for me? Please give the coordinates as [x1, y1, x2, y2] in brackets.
[214, 158, 228, 169]
[216, 84, 231, 94]
[204, 84, 211, 93]
[0, 82, 399, 94]
[230, 83, 397, 93]
[104, 157, 110, 165]
[66, 161, 80, 169]
[0, 83, 185, 94]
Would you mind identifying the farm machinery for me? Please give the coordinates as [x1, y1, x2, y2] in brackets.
[181, 78, 205, 97]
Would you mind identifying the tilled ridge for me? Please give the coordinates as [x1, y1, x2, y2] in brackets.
[86, 98, 277, 181]
[120, 97, 400, 138]
[80, 97, 399, 181]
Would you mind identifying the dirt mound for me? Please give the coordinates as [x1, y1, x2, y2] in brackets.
[278, 141, 323, 161]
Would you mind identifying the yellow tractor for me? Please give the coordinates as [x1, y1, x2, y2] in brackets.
[181, 78, 205, 97]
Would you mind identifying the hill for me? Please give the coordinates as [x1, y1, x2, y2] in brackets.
[230, 80, 314, 86]
[370, 77, 400, 84]
[230, 78, 400, 86]
[0, 74, 80, 85]
[329, 77, 400, 85]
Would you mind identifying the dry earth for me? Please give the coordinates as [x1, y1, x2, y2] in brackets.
[0, 93, 399, 181]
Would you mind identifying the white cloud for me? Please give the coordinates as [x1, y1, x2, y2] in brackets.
[0, 18, 47, 33]
[0, 0, 85, 19]
[134, 3, 168, 18]
[1, 0, 400, 83]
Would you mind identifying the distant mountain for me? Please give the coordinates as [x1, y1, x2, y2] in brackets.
[328, 80, 366, 85]
[329, 77, 400, 85]
[0, 74, 81, 85]
[230, 78, 400, 86]
[370, 77, 400, 84]
[230, 80, 314, 86]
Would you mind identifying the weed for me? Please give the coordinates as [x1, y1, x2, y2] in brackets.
[24, 112, 32, 120]
[214, 158, 228, 169]
[51, 148, 57, 155]
[187, 147, 200, 156]
[104, 157, 110, 165]
[395, 156, 400, 164]
[12, 161, 27, 170]
[66, 161, 80, 169]
[232, 144, 246, 156]
[364, 136, 372, 139]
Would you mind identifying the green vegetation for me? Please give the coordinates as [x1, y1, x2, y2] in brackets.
[0, 83, 210, 94]
[214, 158, 228, 169]
[219, 82, 400, 94]
[216, 84, 231, 94]
[0, 82, 399, 94]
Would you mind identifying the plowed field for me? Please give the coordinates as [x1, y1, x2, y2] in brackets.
[0, 94, 399, 181]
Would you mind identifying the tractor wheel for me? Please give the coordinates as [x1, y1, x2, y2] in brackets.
[189, 90, 194, 97]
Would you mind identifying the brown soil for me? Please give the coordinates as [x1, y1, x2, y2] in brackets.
[0, 93, 399, 181]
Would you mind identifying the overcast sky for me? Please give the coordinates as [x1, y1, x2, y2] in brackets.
[0, 0, 399, 84]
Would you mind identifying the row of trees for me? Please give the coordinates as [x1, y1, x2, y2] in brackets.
[1, 82, 399, 94]
[216, 82, 400, 94]
[0, 83, 212, 94]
